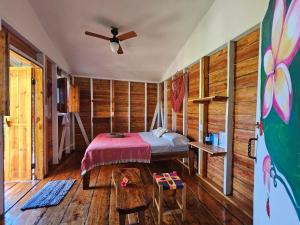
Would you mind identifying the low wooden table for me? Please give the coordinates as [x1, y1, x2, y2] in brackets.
[112, 168, 150, 225]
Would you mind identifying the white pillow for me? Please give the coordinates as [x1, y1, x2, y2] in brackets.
[152, 127, 167, 138]
[161, 132, 189, 146]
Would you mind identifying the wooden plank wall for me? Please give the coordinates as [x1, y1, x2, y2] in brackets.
[74, 77, 91, 150]
[167, 79, 172, 131]
[232, 29, 259, 213]
[130, 82, 145, 132]
[113, 81, 129, 133]
[93, 79, 110, 134]
[175, 72, 184, 134]
[147, 83, 157, 131]
[207, 47, 228, 189]
[187, 63, 200, 141]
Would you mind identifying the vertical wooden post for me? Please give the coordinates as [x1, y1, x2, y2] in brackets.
[52, 64, 59, 164]
[164, 81, 168, 129]
[128, 81, 131, 132]
[71, 76, 75, 150]
[171, 76, 176, 131]
[223, 41, 235, 195]
[90, 78, 94, 139]
[110, 80, 113, 133]
[144, 83, 147, 132]
[157, 83, 161, 128]
[183, 70, 188, 136]
[199, 56, 209, 177]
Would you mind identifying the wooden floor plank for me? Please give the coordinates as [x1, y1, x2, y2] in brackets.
[5, 181, 39, 213]
[4, 154, 78, 225]
[36, 155, 83, 225]
[59, 167, 100, 225]
[85, 165, 113, 225]
[1, 152, 246, 225]
[4, 182, 17, 192]
[108, 165, 119, 225]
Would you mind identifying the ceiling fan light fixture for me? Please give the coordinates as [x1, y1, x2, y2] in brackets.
[110, 41, 119, 53]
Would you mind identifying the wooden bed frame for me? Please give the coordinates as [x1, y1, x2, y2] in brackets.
[82, 148, 195, 189]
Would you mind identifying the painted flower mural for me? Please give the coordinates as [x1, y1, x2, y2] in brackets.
[263, 0, 300, 124]
[261, 0, 300, 220]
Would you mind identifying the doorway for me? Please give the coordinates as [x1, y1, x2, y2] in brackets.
[4, 49, 44, 183]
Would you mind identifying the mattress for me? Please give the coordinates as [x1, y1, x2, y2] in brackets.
[139, 132, 189, 154]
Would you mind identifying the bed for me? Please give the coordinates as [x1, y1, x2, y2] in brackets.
[81, 131, 194, 189]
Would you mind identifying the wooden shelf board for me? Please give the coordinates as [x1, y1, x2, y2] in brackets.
[190, 96, 228, 104]
[189, 142, 226, 156]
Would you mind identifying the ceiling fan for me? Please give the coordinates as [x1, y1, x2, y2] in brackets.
[85, 27, 137, 54]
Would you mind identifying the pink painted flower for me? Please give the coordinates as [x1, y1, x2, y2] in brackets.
[263, 155, 271, 192]
[263, 0, 300, 124]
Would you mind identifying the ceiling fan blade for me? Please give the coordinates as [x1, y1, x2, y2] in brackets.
[117, 45, 124, 54]
[85, 31, 110, 41]
[117, 31, 137, 41]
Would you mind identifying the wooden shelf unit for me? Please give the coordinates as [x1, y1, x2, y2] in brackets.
[189, 142, 226, 156]
[191, 96, 228, 104]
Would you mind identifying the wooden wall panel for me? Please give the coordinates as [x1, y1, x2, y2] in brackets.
[113, 81, 129, 133]
[232, 29, 259, 213]
[74, 77, 91, 150]
[147, 83, 157, 131]
[175, 72, 184, 134]
[0, 29, 8, 115]
[130, 82, 145, 132]
[167, 79, 172, 131]
[93, 79, 111, 135]
[207, 47, 228, 188]
[187, 63, 200, 141]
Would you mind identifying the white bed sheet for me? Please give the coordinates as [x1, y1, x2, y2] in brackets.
[139, 132, 189, 154]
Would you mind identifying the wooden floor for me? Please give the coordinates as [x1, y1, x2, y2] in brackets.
[2, 152, 251, 225]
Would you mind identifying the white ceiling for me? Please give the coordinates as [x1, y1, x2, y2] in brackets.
[28, 0, 214, 82]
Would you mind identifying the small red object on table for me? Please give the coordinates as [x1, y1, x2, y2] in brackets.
[120, 177, 129, 188]
[113, 168, 150, 225]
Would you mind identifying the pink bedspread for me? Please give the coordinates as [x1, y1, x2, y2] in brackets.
[81, 133, 151, 175]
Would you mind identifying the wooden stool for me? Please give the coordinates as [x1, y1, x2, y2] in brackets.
[153, 171, 186, 225]
[113, 168, 150, 225]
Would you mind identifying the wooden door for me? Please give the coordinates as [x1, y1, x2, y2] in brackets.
[4, 67, 32, 181]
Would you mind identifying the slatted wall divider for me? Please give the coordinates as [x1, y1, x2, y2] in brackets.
[224, 41, 235, 195]
[206, 47, 228, 190]
[93, 79, 111, 135]
[130, 82, 145, 132]
[232, 29, 259, 215]
[74, 77, 91, 150]
[147, 83, 157, 131]
[113, 80, 129, 133]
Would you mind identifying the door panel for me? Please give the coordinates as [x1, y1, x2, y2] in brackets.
[4, 67, 32, 181]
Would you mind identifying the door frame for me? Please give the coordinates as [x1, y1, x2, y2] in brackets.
[7, 47, 45, 181]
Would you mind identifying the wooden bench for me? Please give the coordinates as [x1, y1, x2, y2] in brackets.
[112, 168, 150, 225]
